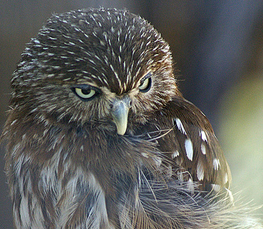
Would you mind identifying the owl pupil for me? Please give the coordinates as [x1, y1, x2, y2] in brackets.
[82, 88, 91, 94]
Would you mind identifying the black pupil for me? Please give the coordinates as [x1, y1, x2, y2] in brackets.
[81, 88, 91, 95]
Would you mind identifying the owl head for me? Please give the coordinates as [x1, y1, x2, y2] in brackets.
[11, 8, 178, 135]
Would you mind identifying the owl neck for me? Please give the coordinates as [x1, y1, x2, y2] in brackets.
[7, 114, 161, 185]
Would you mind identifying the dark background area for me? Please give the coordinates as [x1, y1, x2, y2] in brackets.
[1, 1, 263, 227]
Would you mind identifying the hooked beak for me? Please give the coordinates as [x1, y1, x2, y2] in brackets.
[111, 97, 131, 135]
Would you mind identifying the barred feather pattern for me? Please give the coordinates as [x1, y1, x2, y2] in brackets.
[2, 7, 262, 229]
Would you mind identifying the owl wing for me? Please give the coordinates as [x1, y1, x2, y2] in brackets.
[156, 95, 231, 193]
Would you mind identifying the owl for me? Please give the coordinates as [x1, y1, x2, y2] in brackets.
[2, 8, 261, 229]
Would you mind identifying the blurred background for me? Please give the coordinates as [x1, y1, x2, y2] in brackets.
[1, 1, 263, 227]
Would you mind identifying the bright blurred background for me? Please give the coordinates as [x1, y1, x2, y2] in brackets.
[1, 1, 263, 227]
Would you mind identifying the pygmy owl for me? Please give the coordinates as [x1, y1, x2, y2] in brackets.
[2, 8, 262, 229]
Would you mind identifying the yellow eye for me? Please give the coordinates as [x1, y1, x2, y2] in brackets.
[72, 85, 100, 101]
[139, 74, 152, 92]
[75, 87, 95, 99]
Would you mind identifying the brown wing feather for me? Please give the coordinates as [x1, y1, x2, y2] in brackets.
[155, 95, 231, 192]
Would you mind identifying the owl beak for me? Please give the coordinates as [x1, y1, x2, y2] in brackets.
[111, 97, 131, 135]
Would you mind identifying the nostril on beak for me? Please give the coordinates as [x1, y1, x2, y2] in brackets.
[128, 99, 132, 107]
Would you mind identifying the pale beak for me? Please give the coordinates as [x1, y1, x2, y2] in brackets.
[111, 97, 131, 135]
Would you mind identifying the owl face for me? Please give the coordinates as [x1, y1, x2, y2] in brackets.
[11, 8, 178, 135]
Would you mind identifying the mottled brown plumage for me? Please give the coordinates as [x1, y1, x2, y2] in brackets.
[2, 8, 262, 229]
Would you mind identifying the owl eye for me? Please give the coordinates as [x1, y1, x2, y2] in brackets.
[71, 85, 100, 101]
[139, 73, 152, 92]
